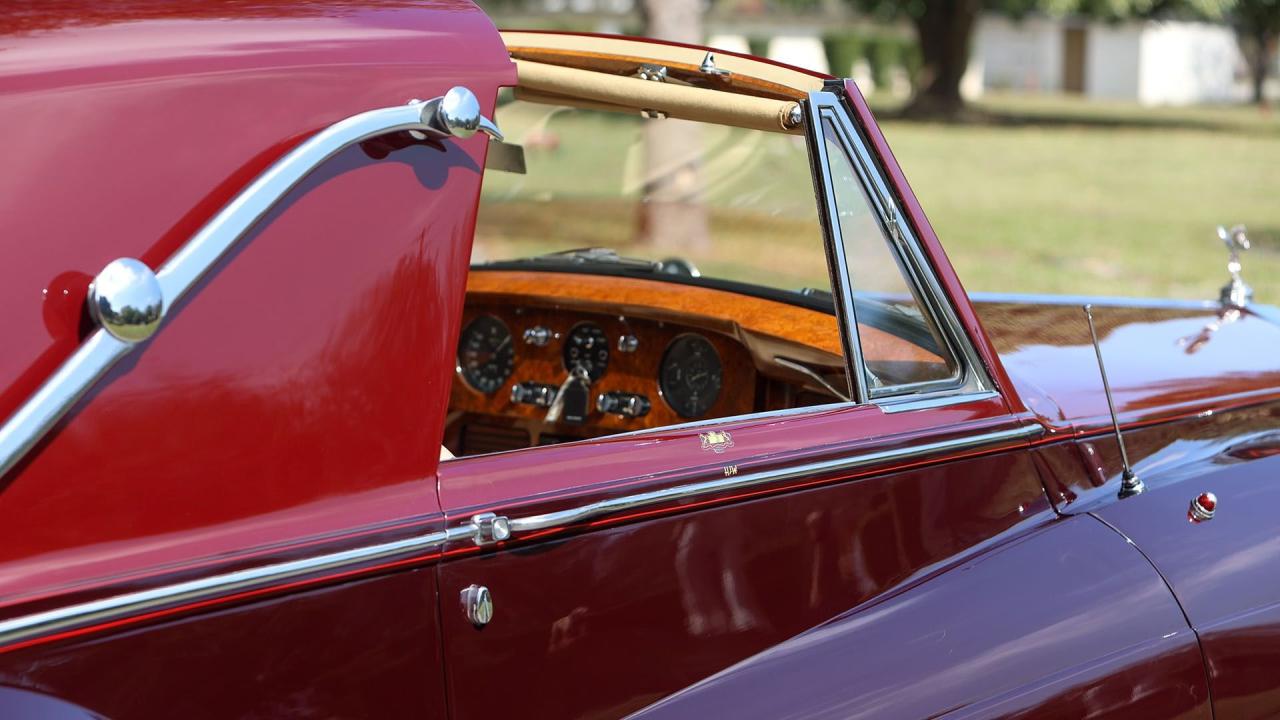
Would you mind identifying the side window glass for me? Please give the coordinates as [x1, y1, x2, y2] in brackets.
[821, 117, 960, 392]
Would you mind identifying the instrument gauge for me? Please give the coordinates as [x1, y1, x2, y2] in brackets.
[563, 322, 610, 381]
[457, 315, 515, 394]
[659, 334, 723, 419]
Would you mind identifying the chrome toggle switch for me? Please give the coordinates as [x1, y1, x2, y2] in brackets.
[597, 392, 651, 419]
[511, 382, 557, 408]
[523, 326, 553, 347]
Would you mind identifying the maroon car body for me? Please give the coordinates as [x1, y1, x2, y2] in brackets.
[0, 3, 1278, 719]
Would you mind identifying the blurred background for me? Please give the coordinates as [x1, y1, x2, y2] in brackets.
[475, 0, 1279, 301]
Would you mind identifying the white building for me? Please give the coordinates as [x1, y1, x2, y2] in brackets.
[977, 15, 1243, 105]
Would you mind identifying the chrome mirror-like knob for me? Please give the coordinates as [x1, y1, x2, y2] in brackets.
[427, 86, 503, 142]
[523, 326, 553, 347]
[88, 258, 165, 343]
[461, 584, 494, 628]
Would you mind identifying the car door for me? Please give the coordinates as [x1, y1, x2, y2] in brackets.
[434, 87, 1055, 719]
[0, 3, 513, 709]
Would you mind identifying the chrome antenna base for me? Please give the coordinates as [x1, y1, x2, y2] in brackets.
[1118, 469, 1145, 499]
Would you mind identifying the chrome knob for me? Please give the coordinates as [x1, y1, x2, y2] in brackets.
[461, 584, 493, 628]
[88, 258, 165, 343]
[524, 326, 553, 346]
[511, 382, 557, 408]
[1189, 492, 1217, 523]
[428, 86, 503, 141]
[597, 391, 651, 419]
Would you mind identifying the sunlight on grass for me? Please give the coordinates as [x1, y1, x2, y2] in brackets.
[480, 94, 1280, 303]
[477, 100, 833, 291]
[873, 93, 1280, 301]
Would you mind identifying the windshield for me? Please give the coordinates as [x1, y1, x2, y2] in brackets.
[472, 95, 831, 295]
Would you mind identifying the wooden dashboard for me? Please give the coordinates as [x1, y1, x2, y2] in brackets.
[444, 270, 938, 456]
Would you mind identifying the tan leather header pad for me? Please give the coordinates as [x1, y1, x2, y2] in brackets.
[502, 31, 827, 96]
[514, 59, 803, 135]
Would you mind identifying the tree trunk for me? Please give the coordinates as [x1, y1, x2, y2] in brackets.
[1248, 29, 1274, 106]
[904, 0, 981, 119]
[638, 0, 710, 253]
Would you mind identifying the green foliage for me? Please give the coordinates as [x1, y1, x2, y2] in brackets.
[849, 0, 1235, 21]
[747, 36, 771, 57]
[822, 33, 863, 77]
[1231, 0, 1280, 32]
[820, 31, 921, 87]
[865, 35, 904, 87]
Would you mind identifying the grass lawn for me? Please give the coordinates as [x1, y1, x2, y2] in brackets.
[871, 93, 1280, 302]
[481, 93, 1280, 304]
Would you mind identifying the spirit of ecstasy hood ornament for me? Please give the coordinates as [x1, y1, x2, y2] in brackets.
[1218, 224, 1252, 308]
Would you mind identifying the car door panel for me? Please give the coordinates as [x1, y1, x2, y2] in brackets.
[0, 570, 447, 719]
[0, 67, 501, 714]
[438, 412, 1052, 719]
[623, 514, 1210, 720]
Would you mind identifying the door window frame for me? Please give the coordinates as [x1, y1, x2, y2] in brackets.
[806, 85, 994, 413]
[445, 82, 1002, 464]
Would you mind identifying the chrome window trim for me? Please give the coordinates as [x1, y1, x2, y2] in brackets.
[0, 100, 458, 481]
[0, 529, 449, 650]
[806, 89, 992, 406]
[877, 389, 1000, 414]
[442, 94, 1005, 459]
[803, 93, 869, 404]
[458, 423, 1043, 544]
[967, 291, 1221, 310]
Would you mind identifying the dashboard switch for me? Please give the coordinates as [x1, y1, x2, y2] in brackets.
[523, 326, 553, 346]
[511, 382, 557, 408]
[618, 334, 640, 353]
[596, 392, 651, 419]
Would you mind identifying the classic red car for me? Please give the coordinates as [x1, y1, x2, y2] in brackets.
[1, 2, 1278, 718]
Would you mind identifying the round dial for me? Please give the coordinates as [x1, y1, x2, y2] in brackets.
[563, 322, 610, 381]
[457, 315, 514, 394]
[659, 334, 723, 419]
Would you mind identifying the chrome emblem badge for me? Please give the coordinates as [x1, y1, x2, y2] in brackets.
[700, 431, 734, 454]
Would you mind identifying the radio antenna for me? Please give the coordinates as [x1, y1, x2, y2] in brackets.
[1083, 305, 1144, 499]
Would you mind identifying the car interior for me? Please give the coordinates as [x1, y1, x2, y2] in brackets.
[441, 32, 961, 460]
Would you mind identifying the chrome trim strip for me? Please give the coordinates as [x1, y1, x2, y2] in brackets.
[469, 424, 1042, 542]
[877, 389, 1000, 414]
[0, 101, 443, 481]
[968, 292, 1220, 310]
[814, 93, 991, 399]
[803, 92, 869, 403]
[0, 529, 449, 650]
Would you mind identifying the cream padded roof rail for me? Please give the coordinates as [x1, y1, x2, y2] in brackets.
[500, 31, 827, 133]
[501, 32, 828, 98]
[514, 59, 803, 134]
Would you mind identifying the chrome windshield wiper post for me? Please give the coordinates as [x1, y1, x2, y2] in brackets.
[532, 247, 663, 271]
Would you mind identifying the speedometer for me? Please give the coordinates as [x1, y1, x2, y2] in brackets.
[659, 334, 723, 419]
[563, 322, 609, 381]
[457, 315, 514, 394]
